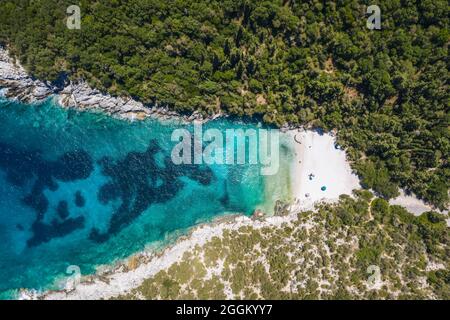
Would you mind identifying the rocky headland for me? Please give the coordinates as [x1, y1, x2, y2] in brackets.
[0, 47, 218, 122]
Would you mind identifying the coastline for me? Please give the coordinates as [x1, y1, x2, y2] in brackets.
[287, 128, 361, 213]
[18, 129, 364, 300]
[2, 46, 447, 300]
[20, 205, 316, 300]
[0, 46, 218, 123]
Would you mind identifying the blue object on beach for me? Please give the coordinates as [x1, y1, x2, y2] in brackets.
[321, 186, 327, 191]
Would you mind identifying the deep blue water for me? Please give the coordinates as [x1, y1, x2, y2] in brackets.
[0, 98, 293, 298]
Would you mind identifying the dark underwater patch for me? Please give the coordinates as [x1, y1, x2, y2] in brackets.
[57, 200, 70, 219]
[0, 142, 94, 247]
[90, 139, 215, 243]
[219, 181, 230, 206]
[53, 151, 93, 181]
[74, 190, 85, 207]
[0, 138, 217, 247]
[22, 186, 49, 219]
[27, 216, 85, 247]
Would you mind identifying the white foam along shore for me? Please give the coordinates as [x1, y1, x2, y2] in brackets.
[20, 212, 307, 300]
[3, 47, 446, 300]
[2, 44, 361, 300]
[18, 128, 448, 301]
[19, 129, 364, 300]
[0, 45, 445, 216]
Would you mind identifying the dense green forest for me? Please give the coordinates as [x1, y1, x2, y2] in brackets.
[0, 0, 448, 209]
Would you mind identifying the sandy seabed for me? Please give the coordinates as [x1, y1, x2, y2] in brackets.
[20, 129, 446, 300]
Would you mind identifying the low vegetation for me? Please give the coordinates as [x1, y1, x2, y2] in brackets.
[115, 191, 449, 300]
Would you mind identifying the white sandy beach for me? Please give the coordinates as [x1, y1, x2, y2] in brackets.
[288, 129, 361, 211]
[20, 129, 361, 300]
[3, 43, 446, 300]
[20, 128, 447, 300]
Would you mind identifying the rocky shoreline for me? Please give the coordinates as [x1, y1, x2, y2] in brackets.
[0, 47, 220, 122]
[2, 46, 447, 300]
[0, 48, 54, 103]
[18, 205, 315, 300]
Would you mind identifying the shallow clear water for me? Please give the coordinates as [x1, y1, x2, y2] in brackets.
[0, 98, 293, 298]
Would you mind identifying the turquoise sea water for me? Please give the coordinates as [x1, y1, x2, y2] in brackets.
[0, 98, 294, 298]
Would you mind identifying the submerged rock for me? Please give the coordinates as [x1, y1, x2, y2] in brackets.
[57, 201, 70, 219]
[74, 191, 85, 208]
